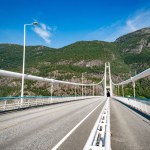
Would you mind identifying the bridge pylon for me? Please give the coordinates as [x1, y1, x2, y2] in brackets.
[104, 62, 113, 97]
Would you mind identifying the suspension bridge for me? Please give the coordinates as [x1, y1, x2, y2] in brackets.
[0, 62, 150, 150]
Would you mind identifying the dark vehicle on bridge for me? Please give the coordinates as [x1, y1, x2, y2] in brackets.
[107, 91, 110, 97]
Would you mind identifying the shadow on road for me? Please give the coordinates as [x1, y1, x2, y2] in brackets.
[114, 99, 150, 121]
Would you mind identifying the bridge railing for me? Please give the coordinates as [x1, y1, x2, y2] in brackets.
[113, 96, 150, 115]
[84, 98, 111, 150]
[0, 96, 101, 112]
[112, 68, 150, 115]
[0, 69, 104, 112]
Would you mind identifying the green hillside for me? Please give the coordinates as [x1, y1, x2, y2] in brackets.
[0, 41, 129, 74]
[0, 28, 150, 98]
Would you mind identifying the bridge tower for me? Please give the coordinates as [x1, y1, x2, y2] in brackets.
[104, 62, 113, 97]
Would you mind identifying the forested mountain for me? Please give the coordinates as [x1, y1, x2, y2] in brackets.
[0, 28, 150, 98]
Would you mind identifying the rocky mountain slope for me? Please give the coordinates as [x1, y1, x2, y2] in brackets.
[116, 27, 150, 72]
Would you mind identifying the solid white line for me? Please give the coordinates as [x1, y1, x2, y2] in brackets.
[51, 98, 105, 150]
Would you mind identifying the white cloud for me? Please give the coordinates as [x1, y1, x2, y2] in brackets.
[86, 10, 150, 42]
[125, 10, 150, 31]
[41, 23, 46, 30]
[126, 20, 137, 31]
[33, 23, 55, 44]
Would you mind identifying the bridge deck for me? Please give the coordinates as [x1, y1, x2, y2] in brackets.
[1, 98, 149, 150]
[56, 98, 105, 150]
[111, 98, 150, 150]
[0, 97, 105, 150]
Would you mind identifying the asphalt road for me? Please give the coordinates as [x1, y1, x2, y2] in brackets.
[0, 97, 106, 150]
[111, 98, 150, 150]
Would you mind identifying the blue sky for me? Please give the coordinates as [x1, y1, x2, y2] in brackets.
[0, 0, 150, 48]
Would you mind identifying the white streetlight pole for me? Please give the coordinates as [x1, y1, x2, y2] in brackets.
[73, 76, 77, 99]
[20, 22, 38, 106]
[117, 85, 119, 96]
[93, 83, 95, 96]
[51, 83, 53, 103]
[122, 84, 124, 97]
[133, 81, 136, 100]
[75, 84, 77, 99]
[85, 77, 87, 96]
[82, 73, 84, 97]
[82, 72, 87, 97]
[116, 85, 118, 96]
[85, 85, 86, 96]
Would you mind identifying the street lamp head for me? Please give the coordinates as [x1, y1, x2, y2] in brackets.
[33, 22, 38, 26]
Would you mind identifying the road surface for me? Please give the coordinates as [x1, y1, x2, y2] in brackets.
[0, 97, 106, 150]
[111, 98, 150, 150]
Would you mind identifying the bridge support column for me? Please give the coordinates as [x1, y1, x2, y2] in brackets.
[104, 62, 113, 97]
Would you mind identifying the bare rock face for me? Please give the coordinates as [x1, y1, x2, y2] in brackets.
[8, 81, 18, 87]
[147, 43, 150, 48]
[56, 60, 72, 65]
[116, 28, 150, 54]
[130, 39, 149, 54]
[131, 44, 144, 54]
[141, 28, 150, 34]
[27, 68, 40, 74]
[0, 77, 21, 87]
[73, 60, 103, 67]
[35, 46, 44, 51]
[116, 27, 150, 43]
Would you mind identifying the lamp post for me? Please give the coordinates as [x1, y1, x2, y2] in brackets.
[75, 84, 77, 99]
[82, 73, 84, 96]
[82, 72, 87, 97]
[122, 84, 124, 97]
[84, 79, 87, 96]
[117, 85, 119, 96]
[20, 22, 38, 106]
[51, 82, 53, 103]
[133, 81, 136, 100]
[73, 76, 77, 99]
[93, 82, 95, 96]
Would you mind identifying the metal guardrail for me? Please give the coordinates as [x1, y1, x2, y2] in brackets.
[84, 98, 111, 150]
[113, 96, 150, 115]
[0, 69, 104, 112]
[0, 96, 101, 112]
[113, 68, 150, 86]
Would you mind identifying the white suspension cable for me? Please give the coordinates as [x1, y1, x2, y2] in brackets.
[0, 69, 104, 86]
[112, 68, 150, 86]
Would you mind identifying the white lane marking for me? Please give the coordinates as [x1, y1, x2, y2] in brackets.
[51, 98, 105, 150]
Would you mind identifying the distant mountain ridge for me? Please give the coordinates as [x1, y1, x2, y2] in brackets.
[0, 27, 150, 97]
